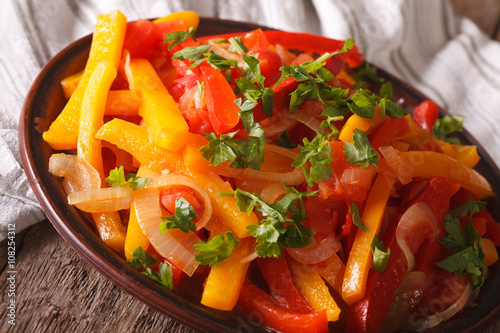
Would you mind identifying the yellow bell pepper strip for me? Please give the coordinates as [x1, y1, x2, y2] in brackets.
[127, 58, 189, 151]
[60, 69, 83, 99]
[482, 238, 499, 266]
[187, 170, 257, 239]
[288, 257, 341, 322]
[339, 107, 385, 143]
[452, 144, 480, 168]
[153, 10, 200, 29]
[105, 90, 142, 116]
[342, 173, 395, 306]
[43, 10, 127, 150]
[310, 253, 345, 296]
[77, 61, 117, 184]
[92, 211, 127, 252]
[95, 118, 184, 173]
[124, 198, 150, 259]
[396, 150, 493, 199]
[201, 237, 254, 310]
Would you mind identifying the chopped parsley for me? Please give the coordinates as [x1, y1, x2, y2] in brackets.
[163, 27, 197, 50]
[292, 133, 334, 187]
[350, 202, 369, 231]
[105, 166, 151, 190]
[343, 129, 379, 169]
[159, 198, 198, 234]
[433, 114, 465, 142]
[371, 235, 391, 272]
[128, 246, 173, 290]
[222, 186, 317, 258]
[194, 231, 239, 267]
[437, 199, 487, 289]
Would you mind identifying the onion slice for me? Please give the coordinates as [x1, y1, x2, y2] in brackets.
[286, 235, 341, 265]
[149, 174, 212, 230]
[379, 145, 414, 184]
[412, 282, 472, 331]
[134, 187, 200, 276]
[48, 153, 100, 194]
[68, 185, 133, 213]
[396, 202, 439, 272]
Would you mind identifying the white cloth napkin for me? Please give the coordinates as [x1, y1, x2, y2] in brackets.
[1, 0, 500, 241]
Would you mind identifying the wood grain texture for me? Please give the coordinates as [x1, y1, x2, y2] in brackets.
[0, 220, 196, 333]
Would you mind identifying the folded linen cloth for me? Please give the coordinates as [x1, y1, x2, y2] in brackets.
[1, 0, 499, 241]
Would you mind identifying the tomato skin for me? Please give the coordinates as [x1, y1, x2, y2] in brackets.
[412, 100, 439, 134]
[323, 54, 345, 77]
[247, 48, 282, 86]
[237, 279, 329, 333]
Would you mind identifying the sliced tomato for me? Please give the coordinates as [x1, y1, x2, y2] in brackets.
[412, 100, 439, 134]
[199, 62, 240, 133]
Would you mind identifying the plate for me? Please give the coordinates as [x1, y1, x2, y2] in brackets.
[19, 17, 500, 332]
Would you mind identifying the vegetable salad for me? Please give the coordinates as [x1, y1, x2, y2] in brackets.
[44, 10, 500, 333]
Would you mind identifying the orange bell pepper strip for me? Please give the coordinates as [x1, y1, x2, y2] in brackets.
[127, 58, 189, 151]
[201, 237, 254, 310]
[153, 10, 200, 29]
[182, 133, 230, 174]
[61, 69, 83, 99]
[43, 10, 127, 150]
[342, 173, 395, 306]
[95, 118, 184, 173]
[396, 150, 493, 199]
[91, 211, 126, 252]
[77, 61, 117, 184]
[288, 257, 341, 322]
[124, 198, 150, 260]
[187, 170, 257, 239]
[199, 62, 240, 134]
[339, 107, 385, 143]
[105, 90, 142, 116]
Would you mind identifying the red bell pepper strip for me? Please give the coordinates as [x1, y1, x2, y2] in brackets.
[346, 176, 460, 333]
[257, 251, 315, 314]
[237, 279, 329, 333]
[412, 177, 460, 274]
[263, 31, 363, 68]
[369, 117, 410, 153]
[198, 62, 240, 134]
[412, 100, 439, 134]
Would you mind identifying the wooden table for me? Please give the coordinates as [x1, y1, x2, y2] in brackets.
[2, 1, 500, 332]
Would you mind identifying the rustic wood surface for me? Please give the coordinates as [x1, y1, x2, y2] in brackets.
[2, 1, 500, 332]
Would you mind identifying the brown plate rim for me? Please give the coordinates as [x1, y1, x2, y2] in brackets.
[19, 17, 500, 333]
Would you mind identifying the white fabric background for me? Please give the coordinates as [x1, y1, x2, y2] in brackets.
[1, 0, 500, 241]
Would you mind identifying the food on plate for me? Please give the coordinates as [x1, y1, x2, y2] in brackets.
[44, 9, 499, 333]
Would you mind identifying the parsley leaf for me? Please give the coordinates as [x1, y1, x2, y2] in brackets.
[351, 63, 385, 90]
[371, 235, 391, 272]
[127, 246, 173, 290]
[432, 115, 465, 141]
[163, 27, 196, 50]
[292, 133, 334, 187]
[347, 89, 375, 118]
[105, 166, 151, 190]
[194, 231, 239, 267]
[224, 187, 316, 258]
[277, 130, 297, 149]
[377, 82, 407, 119]
[450, 199, 487, 218]
[437, 214, 485, 289]
[159, 198, 198, 234]
[172, 45, 211, 64]
[228, 36, 249, 54]
[350, 202, 370, 231]
[343, 129, 379, 169]
[199, 131, 263, 170]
